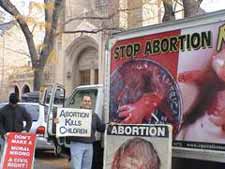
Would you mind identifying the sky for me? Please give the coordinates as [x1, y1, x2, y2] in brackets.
[12, 0, 225, 12]
[201, 0, 225, 12]
[1, 0, 225, 19]
[11, 0, 43, 16]
[7, 0, 225, 12]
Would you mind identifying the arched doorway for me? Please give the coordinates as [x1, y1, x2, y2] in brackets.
[78, 47, 98, 85]
[22, 85, 30, 94]
[66, 36, 99, 91]
[14, 85, 19, 99]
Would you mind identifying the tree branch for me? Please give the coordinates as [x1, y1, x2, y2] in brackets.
[63, 6, 142, 26]
[31, 24, 37, 34]
[182, 0, 204, 17]
[41, 0, 63, 66]
[162, 0, 175, 22]
[174, 0, 183, 6]
[64, 14, 115, 25]
[56, 27, 124, 36]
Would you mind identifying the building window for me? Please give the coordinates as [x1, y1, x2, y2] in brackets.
[95, 69, 99, 84]
[95, 0, 107, 15]
[80, 70, 90, 85]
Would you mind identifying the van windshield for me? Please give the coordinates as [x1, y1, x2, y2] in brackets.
[67, 89, 98, 109]
[22, 104, 39, 121]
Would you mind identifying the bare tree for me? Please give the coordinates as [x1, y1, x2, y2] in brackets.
[162, 0, 175, 22]
[0, 0, 205, 91]
[162, 0, 204, 22]
[0, 0, 63, 90]
[182, 0, 203, 17]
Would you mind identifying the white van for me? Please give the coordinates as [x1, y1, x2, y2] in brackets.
[40, 84, 104, 148]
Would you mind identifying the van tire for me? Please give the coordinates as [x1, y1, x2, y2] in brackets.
[54, 144, 62, 157]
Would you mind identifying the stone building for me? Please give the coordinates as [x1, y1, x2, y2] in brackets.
[0, 21, 33, 101]
[53, 0, 184, 96]
[0, 0, 183, 100]
[0, 1, 44, 101]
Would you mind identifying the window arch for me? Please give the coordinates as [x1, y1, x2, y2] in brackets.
[22, 85, 30, 94]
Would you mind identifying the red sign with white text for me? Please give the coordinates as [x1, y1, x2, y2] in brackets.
[1, 132, 36, 169]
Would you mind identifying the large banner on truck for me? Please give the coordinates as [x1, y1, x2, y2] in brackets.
[103, 124, 172, 169]
[109, 21, 225, 151]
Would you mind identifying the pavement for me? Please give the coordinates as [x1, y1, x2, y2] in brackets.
[34, 151, 70, 169]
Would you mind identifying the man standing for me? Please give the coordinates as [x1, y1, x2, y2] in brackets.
[69, 95, 105, 169]
[0, 93, 32, 139]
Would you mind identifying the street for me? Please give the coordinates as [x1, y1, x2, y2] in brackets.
[34, 151, 70, 169]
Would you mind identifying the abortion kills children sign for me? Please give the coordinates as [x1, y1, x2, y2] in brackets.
[1, 132, 36, 169]
[103, 124, 172, 169]
[56, 108, 92, 137]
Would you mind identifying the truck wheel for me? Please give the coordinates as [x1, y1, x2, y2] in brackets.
[54, 144, 62, 157]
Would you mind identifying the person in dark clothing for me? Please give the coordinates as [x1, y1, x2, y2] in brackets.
[69, 95, 105, 169]
[0, 93, 32, 139]
[55, 95, 105, 169]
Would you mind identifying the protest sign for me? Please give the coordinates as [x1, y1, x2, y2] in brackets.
[1, 132, 36, 169]
[56, 108, 92, 137]
[103, 124, 172, 169]
[108, 19, 225, 153]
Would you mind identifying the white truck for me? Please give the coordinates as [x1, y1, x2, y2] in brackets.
[42, 9, 225, 167]
[39, 84, 105, 161]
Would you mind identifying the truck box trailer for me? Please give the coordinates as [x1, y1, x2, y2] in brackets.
[105, 9, 225, 163]
[43, 9, 225, 167]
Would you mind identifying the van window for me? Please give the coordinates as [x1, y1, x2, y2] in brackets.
[21, 91, 39, 103]
[54, 88, 65, 105]
[22, 104, 39, 121]
[43, 86, 52, 104]
[68, 89, 98, 109]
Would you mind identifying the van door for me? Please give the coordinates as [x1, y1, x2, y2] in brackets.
[41, 84, 65, 137]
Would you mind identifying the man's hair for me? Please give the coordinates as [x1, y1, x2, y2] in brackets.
[82, 95, 92, 100]
[9, 93, 19, 104]
[112, 137, 160, 169]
